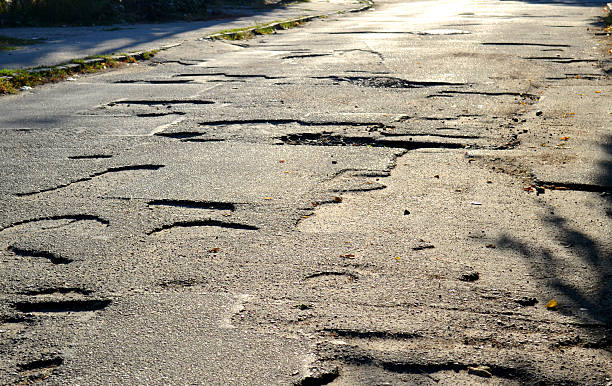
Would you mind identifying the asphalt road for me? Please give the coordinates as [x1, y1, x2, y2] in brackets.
[1, 0, 611, 384]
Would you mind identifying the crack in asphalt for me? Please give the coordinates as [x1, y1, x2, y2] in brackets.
[7, 246, 73, 265]
[147, 219, 259, 235]
[0, 215, 109, 233]
[15, 165, 165, 197]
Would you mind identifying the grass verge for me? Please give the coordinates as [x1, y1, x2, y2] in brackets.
[0, 35, 43, 51]
[0, 51, 157, 95]
[207, 16, 319, 40]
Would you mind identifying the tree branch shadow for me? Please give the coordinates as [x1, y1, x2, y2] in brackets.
[498, 135, 611, 327]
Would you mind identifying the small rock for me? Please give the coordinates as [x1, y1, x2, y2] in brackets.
[536, 110, 543, 116]
[403, 209, 410, 215]
[20, 86, 32, 91]
[459, 271, 479, 282]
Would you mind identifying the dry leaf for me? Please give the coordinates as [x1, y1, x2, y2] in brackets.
[341, 254, 355, 259]
[333, 196, 343, 203]
[545, 299, 558, 310]
[264, 197, 273, 200]
[208, 247, 220, 253]
[560, 136, 570, 141]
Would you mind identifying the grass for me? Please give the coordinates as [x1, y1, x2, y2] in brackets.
[0, 35, 43, 51]
[0, 51, 153, 95]
[209, 17, 313, 40]
[0, 0, 310, 26]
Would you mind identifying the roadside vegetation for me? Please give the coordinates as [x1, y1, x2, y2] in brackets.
[0, 34, 43, 51]
[209, 17, 313, 40]
[0, 0, 290, 26]
[0, 52, 157, 95]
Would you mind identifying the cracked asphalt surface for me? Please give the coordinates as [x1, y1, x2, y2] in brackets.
[1, 0, 611, 384]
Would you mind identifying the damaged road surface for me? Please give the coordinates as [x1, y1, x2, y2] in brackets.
[1, 0, 611, 384]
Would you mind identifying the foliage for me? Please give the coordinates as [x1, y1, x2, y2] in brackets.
[0, 0, 274, 26]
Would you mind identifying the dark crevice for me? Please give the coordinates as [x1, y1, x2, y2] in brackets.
[314, 75, 467, 88]
[482, 42, 570, 47]
[113, 79, 194, 84]
[278, 133, 466, 150]
[15, 164, 164, 197]
[18, 356, 64, 371]
[535, 181, 612, 194]
[148, 220, 258, 235]
[68, 154, 113, 159]
[522, 57, 598, 63]
[20, 288, 92, 296]
[148, 199, 236, 211]
[322, 328, 421, 340]
[325, 31, 415, 35]
[7, 246, 73, 264]
[0, 214, 109, 233]
[136, 112, 186, 117]
[155, 131, 203, 139]
[305, 271, 358, 280]
[158, 279, 204, 289]
[294, 368, 339, 386]
[353, 171, 390, 178]
[380, 131, 480, 139]
[199, 119, 387, 129]
[14, 299, 112, 313]
[332, 185, 386, 193]
[107, 100, 214, 106]
[282, 53, 331, 59]
[428, 90, 537, 99]
[173, 72, 283, 80]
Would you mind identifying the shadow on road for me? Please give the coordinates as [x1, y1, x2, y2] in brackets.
[498, 135, 611, 327]
[0, 2, 305, 69]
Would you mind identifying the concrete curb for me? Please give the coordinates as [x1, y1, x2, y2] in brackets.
[1, 0, 374, 91]
[0, 51, 154, 88]
[205, 0, 374, 40]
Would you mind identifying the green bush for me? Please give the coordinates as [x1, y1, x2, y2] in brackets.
[0, 0, 273, 26]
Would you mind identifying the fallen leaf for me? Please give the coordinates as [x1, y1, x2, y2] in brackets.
[395, 256, 401, 261]
[264, 197, 273, 200]
[279, 160, 285, 163]
[333, 196, 343, 203]
[208, 247, 220, 253]
[560, 136, 570, 141]
[546, 299, 558, 310]
[595, 90, 601, 93]
[486, 244, 496, 248]
[341, 254, 355, 259]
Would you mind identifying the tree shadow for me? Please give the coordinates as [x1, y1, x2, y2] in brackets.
[0, 2, 312, 69]
[498, 135, 611, 327]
